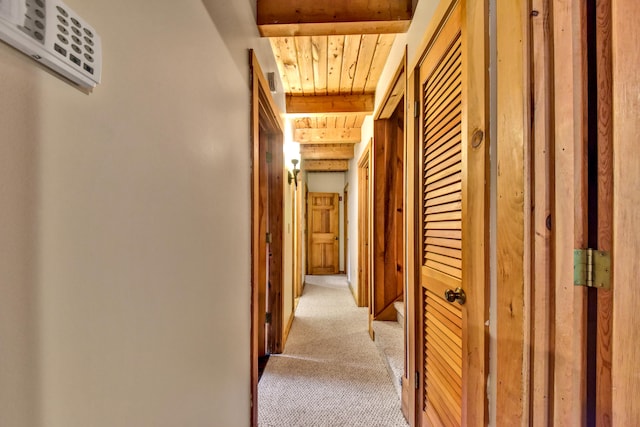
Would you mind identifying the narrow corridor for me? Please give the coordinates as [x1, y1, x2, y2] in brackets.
[258, 275, 408, 427]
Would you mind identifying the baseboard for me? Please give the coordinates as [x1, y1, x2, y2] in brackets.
[348, 281, 358, 304]
[282, 310, 295, 349]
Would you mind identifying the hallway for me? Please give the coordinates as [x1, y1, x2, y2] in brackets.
[258, 276, 408, 427]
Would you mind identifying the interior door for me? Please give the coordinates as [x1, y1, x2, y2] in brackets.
[307, 192, 339, 275]
[372, 100, 405, 321]
[417, 1, 487, 425]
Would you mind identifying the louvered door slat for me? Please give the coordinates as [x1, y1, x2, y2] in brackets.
[421, 9, 463, 425]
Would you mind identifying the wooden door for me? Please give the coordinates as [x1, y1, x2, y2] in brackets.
[416, 1, 487, 425]
[372, 100, 405, 321]
[307, 192, 339, 275]
[250, 50, 285, 427]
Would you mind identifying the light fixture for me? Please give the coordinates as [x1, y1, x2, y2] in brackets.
[288, 159, 300, 187]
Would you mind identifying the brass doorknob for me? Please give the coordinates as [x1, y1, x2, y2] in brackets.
[444, 287, 466, 305]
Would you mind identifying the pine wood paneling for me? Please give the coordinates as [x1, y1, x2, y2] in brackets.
[312, 36, 328, 95]
[552, 0, 589, 424]
[340, 35, 362, 94]
[352, 35, 379, 94]
[496, 0, 529, 425]
[327, 35, 345, 95]
[611, 1, 640, 424]
[530, 0, 553, 424]
[296, 36, 315, 95]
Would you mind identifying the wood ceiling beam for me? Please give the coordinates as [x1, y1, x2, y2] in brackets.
[257, 0, 412, 37]
[302, 159, 350, 172]
[294, 128, 362, 144]
[300, 144, 355, 160]
[286, 95, 375, 114]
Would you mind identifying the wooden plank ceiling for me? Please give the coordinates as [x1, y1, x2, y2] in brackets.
[259, 1, 411, 172]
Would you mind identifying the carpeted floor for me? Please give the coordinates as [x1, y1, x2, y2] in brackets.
[258, 275, 408, 427]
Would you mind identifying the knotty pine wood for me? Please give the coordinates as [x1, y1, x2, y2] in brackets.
[302, 159, 349, 172]
[327, 35, 344, 95]
[294, 127, 361, 144]
[258, 21, 410, 38]
[352, 34, 379, 94]
[311, 36, 328, 95]
[460, 0, 489, 425]
[295, 37, 315, 96]
[299, 144, 354, 160]
[530, 0, 554, 424]
[552, 0, 589, 425]
[257, 0, 412, 36]
[496, 0, 529, 425]
[611, 0, 640, 423]
[270, 37, 302, 94]
[340, 35, 361, 94]
[257, 0, 413, 25]
[365, 35, 397, 93]
[286, 94, 374, 114]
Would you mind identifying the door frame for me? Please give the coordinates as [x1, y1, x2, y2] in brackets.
[375, 52, 411, 419]
[250, 50, 285, 427]
[372, 55, 407, 322]
[357, 141, 371, 308]
[343, 183, 349, 275]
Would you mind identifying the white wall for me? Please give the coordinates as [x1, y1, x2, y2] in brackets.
[306, 172, 346, 272]
[0, 0, 283, 426]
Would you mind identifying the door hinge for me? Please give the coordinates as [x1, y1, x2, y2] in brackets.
[415, 371, 420, 390]
[266, 232, 272, 243]
[265, 312, 272, 324]
[266, 151, 272, 164]
[414, 101, 419, 118]
[574, 248, 611, 289]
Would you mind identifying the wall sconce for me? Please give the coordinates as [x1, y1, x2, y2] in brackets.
[288, 159, 300, 187]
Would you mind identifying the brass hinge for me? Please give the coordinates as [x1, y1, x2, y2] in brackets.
[266, 232, 272, 243]
[414, 101, 419, 118]
[415, 371, 419, 390]
[574, 248, 611, 289]
[265, 312, 272, 324]
[266, 151, 272, 164]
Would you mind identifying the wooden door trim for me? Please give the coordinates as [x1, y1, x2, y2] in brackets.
[357, 141, 371, 308]
[343, 183, 349, 277]
[495, 1, 532, 425]
[551, 0, 590, 424]
[250, 50, 284, 427]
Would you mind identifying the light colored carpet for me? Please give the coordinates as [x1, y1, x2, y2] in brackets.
[258, 275, 408, 427]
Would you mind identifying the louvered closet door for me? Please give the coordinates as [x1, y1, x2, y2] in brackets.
[419, 3, 464, 426]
